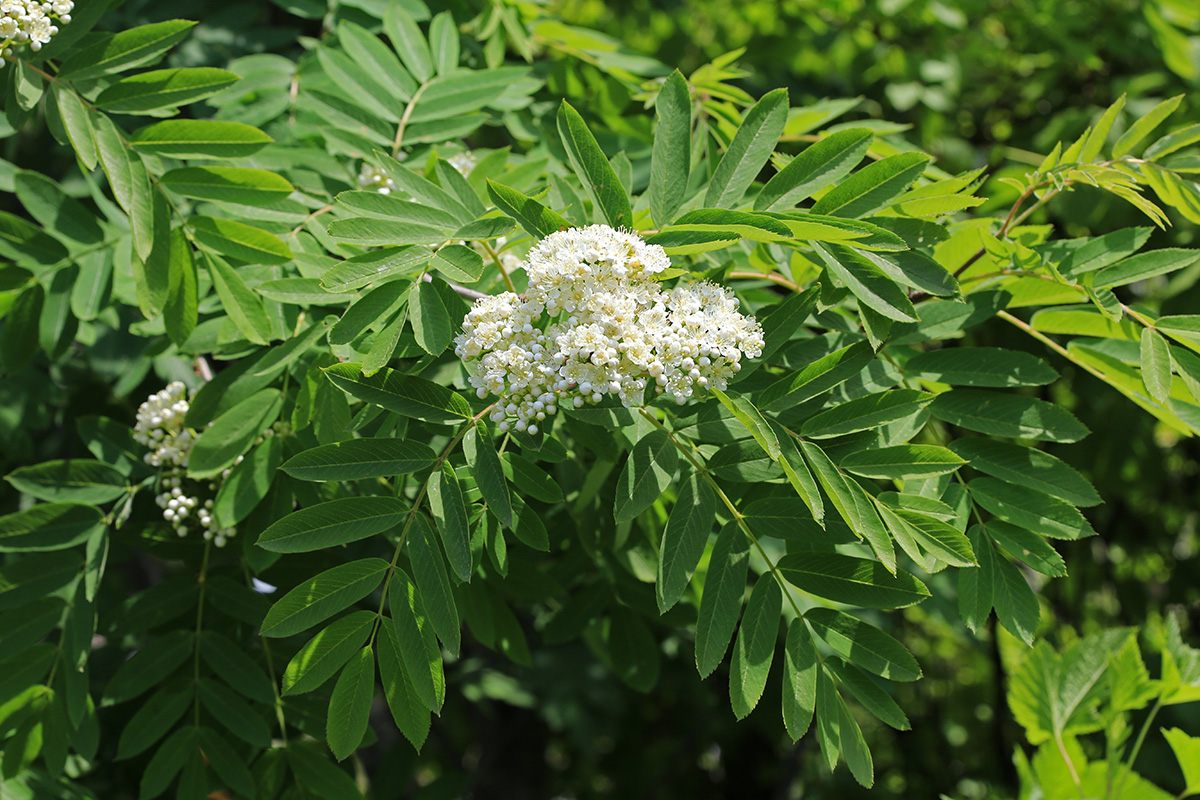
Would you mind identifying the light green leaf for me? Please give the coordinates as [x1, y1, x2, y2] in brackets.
[429, 463, 472, 582]
[1162, 728, 1200, 795]
[53, 84, 98, 169]
[1093, 249, 1200, 289]
[987, 520, 1068, 577]
[760, 341, 874, 410]
[1140, 327, 1173, 404]
[431, 244, 485, 282]
[1112, 95, 1183, 158]
[811, 152, 930, 218]
[161, 166, 292, 205]
[281, 439, 436, 482]
[257, 496, 408, 553]
[649, 69, 691, 226]
[712, 389, 780, 459]
[128, 119, 273, 159]
[261, 558, 389, 638]
[95, 68, 240, 113]
[321, 246, 433, 292]
[383, 4, 433, 83]
[191, 217, 292, 265]
[557, 101, 633, 228]
[895, 509, 977, 567]
[213, 435, 281, 528]
[706, 88, 789, 209]
[806, 608, 920, 681]
[428, 11, 459, 75]
[729, 577, 781, 719]
[757, 127, 873, 211]
[409, 278, 451, 355]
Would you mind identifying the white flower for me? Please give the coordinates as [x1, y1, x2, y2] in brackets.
[0, 0, 70, 57]
[455, 225, 764, 427]
[448, 151, 476, 176]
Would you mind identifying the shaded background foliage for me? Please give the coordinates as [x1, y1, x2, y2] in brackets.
[1, 0, 1199, 799]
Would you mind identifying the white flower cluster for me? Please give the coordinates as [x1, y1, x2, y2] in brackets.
[454, 225, 765, 433]
[447, 151, 476, 176]
[0, 0, 73, 59]
[134, 382, 286, 548]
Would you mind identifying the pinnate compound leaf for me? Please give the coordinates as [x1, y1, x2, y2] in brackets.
[257, 497, 408, 553]
[327, 647, 374, 761]
[282, 439, 436, 482]
[778, 553, 930, 609]
[282, 611, 374, 696]
[695, 522, 750, 679]
[614, 430, 678, 523]
[805, 608, 921, 681]
[656, 472, 716, 613]
[261, 558, 389, 638]
[730, 577, 782, 719]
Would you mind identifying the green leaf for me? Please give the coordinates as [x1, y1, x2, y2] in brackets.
[286, 743, 364, 799]
[58, 20, 197, 79]
[409, 278, 451, 355]
[772, 423, 825, 524]
[712, 389, 780, 459]
[1112, 95, 1183, 158]
[608, 605, 660, 693]
[969, 478, 1096, 540]
[327, 647, 374, 761]
[96, 68, 240, 113]
[199, 632, 275, 705]
[163, 230, 197, 346]
[760, 341, 874, 410]
[6, 460, 127, 504]
[14, 171, 104, 245]
[257, 496, 408, 553]
[213, 436, 281, 528]
[282, 611, 374, 696]
[93, 115, 154, 262]
[812, 243, 918, 323]
[428, 11, 459, 75]
[706, 88, 789, 209]
[431, 244, 485, 282]
[931, 389, 1090, 442]
[781, 619, 819, 741]
[324, 363, 471, 423]
[191, 217, 292, 265]
[116, 683, 191, 759]
[1162, 728, 1200, 795]
[1145, 123, 1200, 160]
[500, 454, 562, 503]
[905, 347, 1058, 387]
[188, 389, 282, 479]
[825, 658, 910, 731]
[486, 180, 572, 239]
[757, 128, 873, 210]
[128, 119, 273, 159]
[407, 514, 460, 656]
[814, 666, 842, 772]
[463, 427, 513, 528]
[1093, 249, 1200, 289]
[195, 726, 254, 799]
[695, 521, 750, 679]
[103, 630, 193, 706]
[805, 608, 921, 681]
[53, 85, 97, 170]
[811, 152, 930, 218]
[840, 444, 965, 480]
[335, 190, 461, 229]
[1140, 327, 1173, 404]
[429, 463, 472, 583]
[161, 166, 292, 206]
[261, 558, 389, 638]
[649, 70, 691, 226]
[327, 216, 448, 247]
[0, 503, 104, 552]
[387, 568, 444, 713]
[894, 509, 977, 567]
[139, 725, 197, 800]
[992, 552, 1040, 647]
[281, 439, 436, 482]
[656, 472, 716, 613]
[338, 20, 416, 104]
[557, 101, 633, 228]
[614, 429, 678, 523]
[778, 553, 930, 609]
[1081, 94, 1126, 162]
[377, 624, 431, 752]
[949, 439, 1100, 507]
[837, 692, 874, 787]
[383, 4, 433, 83]
[197, 679, 271, 748]
[802, 389, 933, 439]
[729, 577, 781, 719]
[987, 520, 1068, 577]
[321, 246, 433, 292]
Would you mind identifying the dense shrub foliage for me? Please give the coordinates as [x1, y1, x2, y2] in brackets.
[1, 1, 1199, 798]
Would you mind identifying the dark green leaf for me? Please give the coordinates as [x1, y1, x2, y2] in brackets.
[261, 558, 389, 638]
[778, 553, 930, 609]
[257, 497, 408, 553]
[729, 577, 781, 719]
[281, 611, 374, 696]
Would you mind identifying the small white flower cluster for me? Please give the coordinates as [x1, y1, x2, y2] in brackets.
[358, 163, 396, 195]
[447, 151, 476, 176]
[0, 0, 73, 59]
[454, 225, 765, 433]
